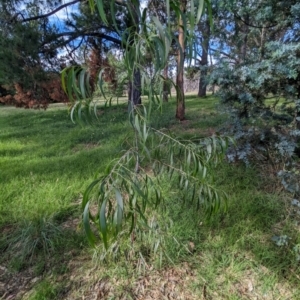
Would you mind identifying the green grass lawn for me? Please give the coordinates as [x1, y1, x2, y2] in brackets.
[0, 96, 299, 299]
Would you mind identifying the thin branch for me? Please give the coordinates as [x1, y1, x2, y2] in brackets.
[20, 0, 81, 23]
[209, 48, 239, 63]
[41, 31, 122, 48]
[234, 13, 278, 29]
[60, 36, 85, 61]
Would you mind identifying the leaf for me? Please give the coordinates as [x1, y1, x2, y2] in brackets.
[98, 68, 110, 100]
[88, 0, 95, 13]
[82, 178, 103, 210]
[184, 179, 189, 190]
[196, 0, 205, 24]
[166, 0, 170, 30]
[95, 0, 108, 25]
[114, 189, 124, 232]
[152, 16, 165, 41]
[128, 212, 135, 234]
[83, 201, 96, 247]
[206, 143, 212, 160]
[154, 188, 161, 208]
[110, 0, 121, 35]
[78, 69, 87, 99]
[135, 203, 148, 224]
[70, 102, 79, 124]
[190, 0, 195, 29]
[99, 199, 108, 249]
[187, 150, 191, 168]
[134, 114, 142, 136]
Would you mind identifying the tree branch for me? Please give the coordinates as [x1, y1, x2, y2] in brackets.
[234, 13, 278, 29]
[41, 30, 122, 49]
[209, 48, 239, 63]
[20, 0, 81, 23]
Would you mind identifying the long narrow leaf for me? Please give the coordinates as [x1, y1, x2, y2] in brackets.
[99, 199, 108, 249]
[196, 0, 205, 24]
[95, 0, 108, 24]
[83, 201, 96, 247]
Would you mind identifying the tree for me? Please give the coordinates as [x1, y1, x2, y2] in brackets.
[147, 0, 174, 103]
[209, 0, 300, 167]
[62, 0, 229, 251]
[175, 0, 187, 120]
[0, 1, 72, 107]
[0, 0, 126, 107]
[197, 8, 210, 97]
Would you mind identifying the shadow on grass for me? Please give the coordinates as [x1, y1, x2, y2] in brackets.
[0, 107, 131, 184]
[0, 220, 89, 300]
[159, 162, 299, 292]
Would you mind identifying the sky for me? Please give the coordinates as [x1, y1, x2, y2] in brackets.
[48, 0, 79, 31]
[45, 0, 145, 60]
[46, 0, 80, 59]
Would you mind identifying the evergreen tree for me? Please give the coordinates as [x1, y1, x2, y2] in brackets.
[209, 0, 300, 168]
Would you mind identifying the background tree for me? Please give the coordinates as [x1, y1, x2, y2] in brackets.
[0, 1, 70, 107]
[196, 6, 210, 97]
[0, 0, 125, 107]
[209, 0, 300, 193]
[175, 0, 187, 120]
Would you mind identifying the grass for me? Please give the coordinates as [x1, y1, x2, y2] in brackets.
[0, 104, 128, 224]
[0, 95, 299, 299]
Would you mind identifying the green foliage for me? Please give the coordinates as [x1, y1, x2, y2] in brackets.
[209, 1, 300, 263]
[0, 2, 63, 87]
[60, 0, 228, 250]
[210, 41, 300, 163]
[82, 106, 230, 249]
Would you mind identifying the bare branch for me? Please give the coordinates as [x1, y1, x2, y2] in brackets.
[41, 30, 122, 49]
[209, 48, 239, 63]
[234, 13, 278, 29]
[20, 0, 81, 23]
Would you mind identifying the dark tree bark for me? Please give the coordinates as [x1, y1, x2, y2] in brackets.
[128, 69, 141, 107]
[163, 62, 169, 102]
[209, 51, 215, 94]
[175, 0, 186, 121]
[240, 14, 249, 63]
[127, 0, 142, 108]
[198, 17, 210, 98]
[297, 84, 300, 130]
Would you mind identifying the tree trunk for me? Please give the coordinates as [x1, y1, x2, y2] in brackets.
[297, 87, 300, 130]
[209, 51, 215, 94]
[127, 0, 141, 109]
[163, 63, 169, 102]
[260, 27, 266, 60]
[240, 14, 249, 63]
[175, 0, 186, 121]
[198, 17, 210, 98]
[128, 69, 141, 108]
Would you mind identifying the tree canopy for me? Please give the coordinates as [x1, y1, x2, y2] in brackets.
[0, 0, 126, 107]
